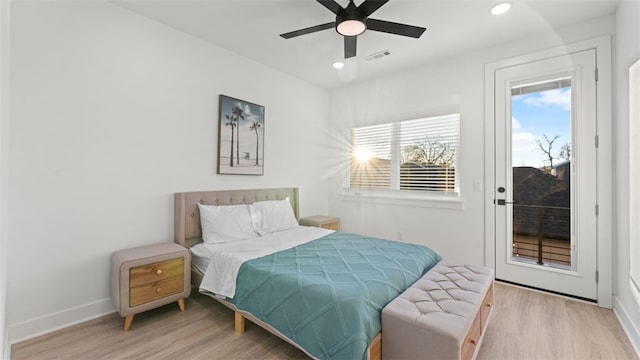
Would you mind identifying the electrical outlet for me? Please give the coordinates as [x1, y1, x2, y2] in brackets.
[397, 231, 404, 241]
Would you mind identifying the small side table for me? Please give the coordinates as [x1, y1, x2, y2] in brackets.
[299, 215, 341, 231]
[111, 242, 191, 331]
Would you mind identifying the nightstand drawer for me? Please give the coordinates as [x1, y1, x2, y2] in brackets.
[130, 276, 184, 307]
[129, 258, 184, 287]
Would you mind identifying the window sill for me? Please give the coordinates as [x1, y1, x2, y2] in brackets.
[339, 189, 464, 210]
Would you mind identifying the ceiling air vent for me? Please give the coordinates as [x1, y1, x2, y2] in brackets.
[365, 50, 391, 61]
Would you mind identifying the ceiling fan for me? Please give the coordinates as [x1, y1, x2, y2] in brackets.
[280, 0, 426, 59]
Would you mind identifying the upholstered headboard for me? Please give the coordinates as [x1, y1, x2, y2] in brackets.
[174, 188, 299, 248]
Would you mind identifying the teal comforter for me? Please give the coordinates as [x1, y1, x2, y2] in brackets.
[230, 232, 442, 360]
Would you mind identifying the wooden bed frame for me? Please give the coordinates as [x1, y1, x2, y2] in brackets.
[174, 188, 381, 360]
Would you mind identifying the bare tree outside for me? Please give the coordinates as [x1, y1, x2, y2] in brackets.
[535, 134, 560, 172]
[401, 136, 455, 166]
[399, 136, 456, 192]
[559, 143, 571, 161]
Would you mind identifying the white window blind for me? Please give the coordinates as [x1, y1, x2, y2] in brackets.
[350, 113, 459, 193]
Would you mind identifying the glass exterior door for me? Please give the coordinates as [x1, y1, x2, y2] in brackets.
[494, 50, 598, 301]
[510, 78, 572, 271]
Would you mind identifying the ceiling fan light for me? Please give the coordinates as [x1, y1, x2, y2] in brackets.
[490, 2, 512, 15]
[337, 20, 366, 36]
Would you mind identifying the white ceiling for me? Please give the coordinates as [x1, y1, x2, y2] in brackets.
[112, 0, 620, 89]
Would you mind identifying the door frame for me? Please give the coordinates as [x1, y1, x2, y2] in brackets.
[484, 36, 612, 308]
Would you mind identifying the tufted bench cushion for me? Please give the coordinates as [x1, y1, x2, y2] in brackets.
[382, 261, 494, 360]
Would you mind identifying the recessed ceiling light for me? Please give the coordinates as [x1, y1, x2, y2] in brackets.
[332, 61, 345, 69]
[490, 2, 512, 15]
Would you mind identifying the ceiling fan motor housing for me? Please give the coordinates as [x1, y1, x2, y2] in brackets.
[336, 1, 367, 36]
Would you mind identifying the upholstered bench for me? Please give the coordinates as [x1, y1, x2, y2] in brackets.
[381, 261, 494, 360]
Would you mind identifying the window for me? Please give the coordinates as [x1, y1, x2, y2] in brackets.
[349, 113, 459, 194]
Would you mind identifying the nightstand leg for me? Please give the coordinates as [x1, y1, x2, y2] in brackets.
[124, 315, 134, 332]
[177, 298, 186, 312]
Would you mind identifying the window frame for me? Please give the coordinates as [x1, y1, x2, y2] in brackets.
[342, 112, 463, 210]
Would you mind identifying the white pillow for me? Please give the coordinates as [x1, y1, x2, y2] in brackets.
[197, 203, 258, 244]
[250, 199, 299, 235]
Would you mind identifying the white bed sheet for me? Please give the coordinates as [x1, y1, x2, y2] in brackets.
[192, 226, 334, 299]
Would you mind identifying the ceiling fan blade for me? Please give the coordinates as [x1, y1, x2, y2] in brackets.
[344, 36, 357, 59]
[317, 0, 343, 15]
[280, 22, 335, 39]
[367, 18, 426, 38]
[358, 0, 389, 17]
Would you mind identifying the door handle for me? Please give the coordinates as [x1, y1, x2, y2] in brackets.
[495, 199, 515, 205]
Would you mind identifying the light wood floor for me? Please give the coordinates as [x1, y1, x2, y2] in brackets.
[11, 282, 638, 360]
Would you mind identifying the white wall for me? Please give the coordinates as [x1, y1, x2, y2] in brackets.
[7, 1, 330, 343]
[614, 0, 640, 354]
[328, 15, 615, 264]
[1, 0, 9, 357]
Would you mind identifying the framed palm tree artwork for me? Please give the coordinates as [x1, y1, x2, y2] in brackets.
[217, 95, 265, 175]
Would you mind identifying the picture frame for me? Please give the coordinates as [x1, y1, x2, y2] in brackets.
[217, 95, 265, 175]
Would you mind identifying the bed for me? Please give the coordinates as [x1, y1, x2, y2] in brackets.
[174, 188, 442, 360]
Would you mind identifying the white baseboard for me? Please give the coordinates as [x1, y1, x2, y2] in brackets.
[8, 298, 115, 345]
[613, 295, 640, 358]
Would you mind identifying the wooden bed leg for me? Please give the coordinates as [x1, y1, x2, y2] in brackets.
[369, 333, 381, 360]
[123, 315, 134, 332]
[177, 298, 186, 312]
[234, 312, 246, 334]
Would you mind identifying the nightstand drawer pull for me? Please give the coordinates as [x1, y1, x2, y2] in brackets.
[156, 287, 162, 293]
[156, 269, 163, 275]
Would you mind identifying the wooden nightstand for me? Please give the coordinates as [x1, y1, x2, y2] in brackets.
[299, 215, 341, 231]
[111, 242, 191, 331]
